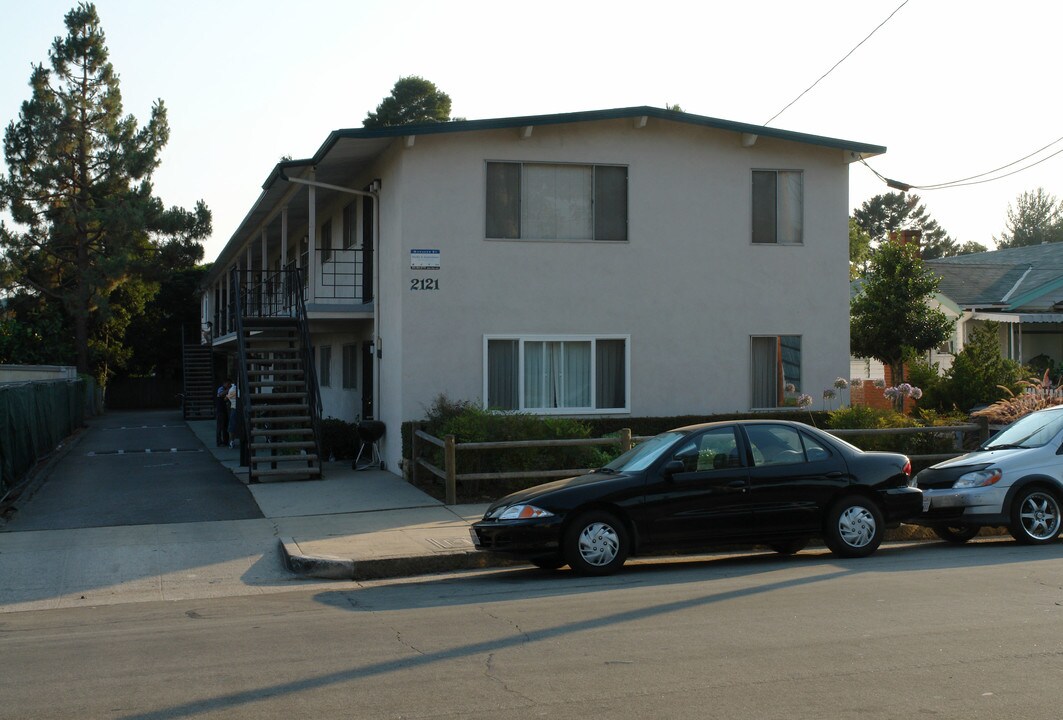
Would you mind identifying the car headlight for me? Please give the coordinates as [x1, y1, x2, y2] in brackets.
[953, 469, 1002, 488]
[498, 504, 555, 520]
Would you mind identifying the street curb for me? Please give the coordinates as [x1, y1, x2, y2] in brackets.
[279, 537, 518, 581]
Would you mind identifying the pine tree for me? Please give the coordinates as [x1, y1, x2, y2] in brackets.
[0, 3, 210, 382]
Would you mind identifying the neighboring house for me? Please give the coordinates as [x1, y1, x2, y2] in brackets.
[197, 106, 883, 474]
[927, 243, 1063, 372]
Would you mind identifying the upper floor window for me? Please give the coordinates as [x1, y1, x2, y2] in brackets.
[486, 162, 628, 242]
[752, 170, 803, 244]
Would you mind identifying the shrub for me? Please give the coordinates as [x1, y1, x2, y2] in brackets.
[826, 405, 967, 455]
[417, 394, 610, 500]
[930, 321, 1025, 412]
[972, 374, 1063, 424]
[320, 418, 358, 460]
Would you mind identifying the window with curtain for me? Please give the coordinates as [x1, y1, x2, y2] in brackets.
[750, 335, 801, 408]
[486, 162, 628, 241]
[752, 170, 803, 244]
[485, 336, 628, 413]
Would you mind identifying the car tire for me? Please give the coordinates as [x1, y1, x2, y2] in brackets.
[824, 495, 884, 558]
[769, 537, 810, 555]
[529, 555, 565, 570]
[563, 510, 629, 576]
[1008, 486, 1062, 545]
[932, 525, 980, 544]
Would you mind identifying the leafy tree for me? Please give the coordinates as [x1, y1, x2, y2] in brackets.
[994, 188, 1063, 248]
[849, 218, 871, 280]
[363, 76, 452, 129]
[0, 3, 210, 384]
[956, 240, 989, 255]
[850, 241, 953, 394]
[853, 192, 960, 260]
[666, 103, 684, 112]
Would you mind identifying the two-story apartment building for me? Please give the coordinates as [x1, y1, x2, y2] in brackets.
[198, 106, 884, 476]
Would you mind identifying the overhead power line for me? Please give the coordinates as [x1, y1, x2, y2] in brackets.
[764, 0, 910, 127]
[861, 133, 1063, 192]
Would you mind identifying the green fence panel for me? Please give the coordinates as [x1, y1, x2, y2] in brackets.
[0, 379, 85, 496]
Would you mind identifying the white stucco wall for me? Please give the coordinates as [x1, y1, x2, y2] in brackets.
[380, 118, 853, 444]
[219, 117, 863, 473]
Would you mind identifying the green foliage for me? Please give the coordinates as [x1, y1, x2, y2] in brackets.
[930, 322, 1026, 412]
[852, 192, 959, 259]
[363, 76, 452, 129]
[0, 3, 210, 383]
[418, 395, 610, 500]
[850, 241, 953, 387]
[827, 405, 968, 455]
[320, 419, 358, 460]
[995, 188, 1063, 249]
[849, 218, 872, 280]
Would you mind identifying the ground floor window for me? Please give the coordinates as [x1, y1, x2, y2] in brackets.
[750, 335, 801, 408]
[485, 335, 629, 413]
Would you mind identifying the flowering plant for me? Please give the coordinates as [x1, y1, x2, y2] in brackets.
[833, 377, 849, 389]
[849, 377, 864, 389]
[796, 394, 813, 408]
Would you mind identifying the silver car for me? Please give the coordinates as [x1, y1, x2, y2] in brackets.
[913, 405, 1063, 544]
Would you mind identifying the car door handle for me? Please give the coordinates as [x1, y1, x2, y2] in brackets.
[825, 472, 845, 479]
[727, 480, 748, 491]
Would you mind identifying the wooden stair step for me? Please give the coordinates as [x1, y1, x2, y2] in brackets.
[251, 403, 309, 413]
[249, 415, 311, 425]
[250, 455, 320, 466]
[250, 468, 322, 480]
[250, 392, 306, 400]
[250, 441, 317, 450]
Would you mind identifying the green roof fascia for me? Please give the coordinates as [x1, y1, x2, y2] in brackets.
[262, 106, 884, 188]
[262, 157, 314, 190]
[1005, 273, 1063, 311]
[934, 292, 963, 315]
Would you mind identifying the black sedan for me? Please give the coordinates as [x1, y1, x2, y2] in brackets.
[471, 420, 921, 575]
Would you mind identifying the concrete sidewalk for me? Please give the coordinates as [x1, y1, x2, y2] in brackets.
[186, 420, 508, 581]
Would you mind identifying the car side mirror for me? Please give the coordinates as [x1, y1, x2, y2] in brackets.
[662, 459, 686, 479]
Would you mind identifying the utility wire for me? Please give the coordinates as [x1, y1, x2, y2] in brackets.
[860, 134, 1063, 191]
[764, 0, 910, 126]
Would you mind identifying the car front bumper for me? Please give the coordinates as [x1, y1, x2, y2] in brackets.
[470, 517, 565, 558]
[881, 486, 925, 522]
[913, 485, 1008, 524]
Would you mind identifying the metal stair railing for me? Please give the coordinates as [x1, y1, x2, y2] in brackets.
[289, 268, 324, 475]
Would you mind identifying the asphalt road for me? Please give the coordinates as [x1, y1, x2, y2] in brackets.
[3, 538, 1063, 719]
[3, 409, 262, 531]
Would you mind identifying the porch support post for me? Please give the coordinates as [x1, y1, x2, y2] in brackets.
[260, 230, 267, 284]
[281, 207, 288, 268]
[307, 173, 317, 303]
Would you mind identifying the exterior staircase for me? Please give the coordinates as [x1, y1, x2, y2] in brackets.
[181, 343, 215, 420]
[232, 266, 324, 483]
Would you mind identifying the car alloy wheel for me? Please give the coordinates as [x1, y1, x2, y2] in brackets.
[825, 496, 884, 558]
[563, 510, 629, 576]
[1009, 488, 1062, 544]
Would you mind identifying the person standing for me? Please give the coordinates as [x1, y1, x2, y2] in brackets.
[226, 381, 239, 448]
[215, 380, 231, 446]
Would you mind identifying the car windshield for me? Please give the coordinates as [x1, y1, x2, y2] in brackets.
[602, 431, 686, 473]
[983, 408, 1063, 450]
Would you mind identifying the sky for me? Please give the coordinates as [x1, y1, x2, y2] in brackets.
[2, 0, 1062, 261]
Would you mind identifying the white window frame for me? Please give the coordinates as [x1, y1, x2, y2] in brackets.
[485, 161, 629, 242]
[482, 334, 631, 414]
